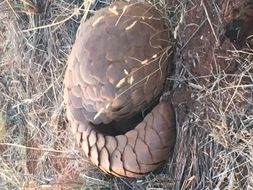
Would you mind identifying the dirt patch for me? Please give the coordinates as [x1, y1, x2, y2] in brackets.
[179, 0, 236, 76]
[173, 0, 253, 109]
[222, 0, 253, 46]
[179, 0, 253, 76]
[170, 0, 253, 189]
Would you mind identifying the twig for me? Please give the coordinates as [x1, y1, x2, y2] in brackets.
[0, 142, 70, 154]
[4, 0, 19, 18]
[22, 2, 86, 32]
[180, 18, 207, 51]
[201, 0, 219, 43]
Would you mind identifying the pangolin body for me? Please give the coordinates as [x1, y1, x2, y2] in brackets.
[64, 1, 176, 177]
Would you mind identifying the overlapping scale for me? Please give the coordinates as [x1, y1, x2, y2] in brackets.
[64, 1, 176, 178]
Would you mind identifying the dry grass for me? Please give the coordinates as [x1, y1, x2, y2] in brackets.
[0, 1, 92, 189]
[0, 0, 252, 190]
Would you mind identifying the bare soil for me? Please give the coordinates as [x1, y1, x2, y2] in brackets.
[170, 0, 253, 189]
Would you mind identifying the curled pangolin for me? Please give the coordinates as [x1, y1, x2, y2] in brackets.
[63, 1, 176, 178]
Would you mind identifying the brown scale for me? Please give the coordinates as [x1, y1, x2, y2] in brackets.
[63, 1, 176, 177]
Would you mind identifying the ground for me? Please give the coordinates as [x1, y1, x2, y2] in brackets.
[0, 0, 252, 190]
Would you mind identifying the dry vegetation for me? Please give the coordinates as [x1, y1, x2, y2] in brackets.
[0, 0, 252, 190]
